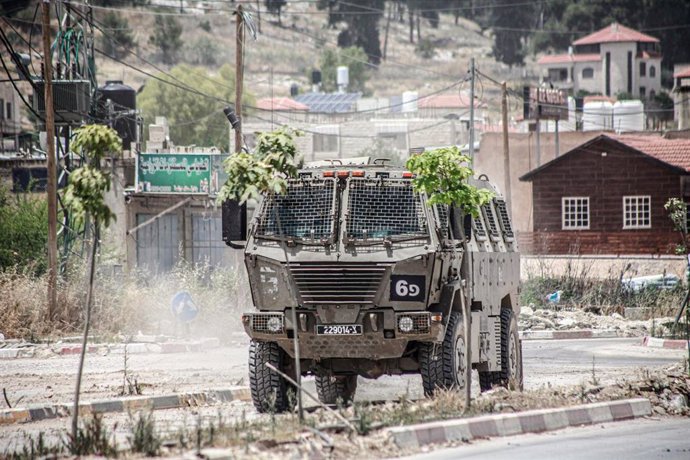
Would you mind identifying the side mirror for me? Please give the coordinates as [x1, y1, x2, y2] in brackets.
[222, 199, 247, 249]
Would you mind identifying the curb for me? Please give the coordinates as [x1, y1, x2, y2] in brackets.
[519, 329, 620, 340]
[0, 338, 223, 359]
[641, 336, 689, 350]
[0, 387, 251, 426]
[386, 398, 651, 449]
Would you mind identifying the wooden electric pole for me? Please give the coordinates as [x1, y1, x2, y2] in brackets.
[234, 5, 244, 154]
[501, 81, 512, 209]
[468, 58, 475, 162]
[42, 0, 58, 320]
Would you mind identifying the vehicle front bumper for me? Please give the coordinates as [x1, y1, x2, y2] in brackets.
[241, 309, 445, 360]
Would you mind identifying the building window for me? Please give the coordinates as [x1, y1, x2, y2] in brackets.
[582, 67, 594, 79]
[6, 102, 11, 120]
[640, 86, 646, 98]
[548, 68, 568, 82]
[623, 196, 651, 229]
[649, 65, 656, 78]
[313, 133, 338, 153]
[650, 89, 656, 99]
[562, 197, 590, 230]
[639, 62, 646, 77]
[377, 132, 407, 151]
[0, 98, 4, 120]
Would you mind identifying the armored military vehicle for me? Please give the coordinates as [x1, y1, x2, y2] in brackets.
[224, 159, 521, 412]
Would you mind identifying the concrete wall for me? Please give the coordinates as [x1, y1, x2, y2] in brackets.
[474, 131, 603, 234]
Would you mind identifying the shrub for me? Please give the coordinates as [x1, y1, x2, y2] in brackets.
[0, 185, 48, 274]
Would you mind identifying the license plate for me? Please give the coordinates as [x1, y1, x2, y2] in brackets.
[316, 324, 362, 335]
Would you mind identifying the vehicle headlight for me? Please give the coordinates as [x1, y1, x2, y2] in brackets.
[267, 316, 283, 333]
[398, 316, 414, 333]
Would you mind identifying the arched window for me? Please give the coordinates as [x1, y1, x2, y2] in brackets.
[649, 65, 656, 78]
[582, 67, 594, 79]
[650, 89, 656, 100]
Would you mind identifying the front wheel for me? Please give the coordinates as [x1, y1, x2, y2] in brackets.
[479, 308, 523, 391]
[248, 340, 296, 413]
[419, 312, 467, 397]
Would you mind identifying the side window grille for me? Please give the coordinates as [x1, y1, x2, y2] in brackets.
[435, 204, 450, 239]
[472, 212, 487, 241]
[494, 198, 515, 240]
[482, 203, 501, 242]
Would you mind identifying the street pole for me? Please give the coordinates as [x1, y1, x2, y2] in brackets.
[468, 58, 475, 162]
[234, 4, 244, 154]
[42, 0, 58, 320]
[555, 119, 560, 157]
[501, 81, 512, 210]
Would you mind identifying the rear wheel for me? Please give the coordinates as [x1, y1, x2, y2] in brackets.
[315, 374, 358, 405]
[419, 312, 467, 397]
[479, 308, 523, 392]
[248, 340, 296, 413]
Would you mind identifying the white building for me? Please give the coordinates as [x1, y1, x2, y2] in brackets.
[537, 23, 662, 100]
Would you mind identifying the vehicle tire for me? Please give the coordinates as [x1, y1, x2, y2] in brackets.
[419, 311, 467, 397]
[248, 340, 296, 413]
[478, 308, 523, 392]
[315, 374, 358, 405]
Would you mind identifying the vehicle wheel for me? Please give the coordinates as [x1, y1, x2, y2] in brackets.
[419, 311, 467, 397]
[478, 308, 523, 392]
[315, 373, 358, 405]
[248, 340, 296, 413]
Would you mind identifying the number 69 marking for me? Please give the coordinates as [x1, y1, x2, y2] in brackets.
[390, 275, 425, 301]
[395, 279, 420, 297]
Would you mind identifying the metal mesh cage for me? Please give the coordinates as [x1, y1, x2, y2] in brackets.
[494, 198, 514, 240]
[255, 178, 336, 242]
[473, 213, 487, 240]
[251, 313, 284, 334]
[435, 204, 450, 239]
[396, 313, 431, 334]
[481, 203, 501, 241]
[345, 178, 428, 241]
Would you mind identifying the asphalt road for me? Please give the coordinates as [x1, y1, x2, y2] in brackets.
[403, 417, 690, 460]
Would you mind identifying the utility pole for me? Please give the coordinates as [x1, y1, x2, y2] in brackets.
[501, 81, 512, 210]
[234, 4, 244, 154]
[468, 58, 475, 162]
[42, 0, 58, 320]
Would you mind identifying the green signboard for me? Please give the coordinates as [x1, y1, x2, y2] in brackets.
[136, 153, 225, 195]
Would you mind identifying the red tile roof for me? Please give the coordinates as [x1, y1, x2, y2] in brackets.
[674, 65, 690, 79]
[418, 93, 484, 109]
[537, 53, 601, 65]
[256, 97, 309, 111]
[614, 135, 690, 171]
[573, 23, 659, 45]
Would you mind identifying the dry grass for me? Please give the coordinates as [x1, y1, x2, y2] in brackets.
[0, 260, 250, 341]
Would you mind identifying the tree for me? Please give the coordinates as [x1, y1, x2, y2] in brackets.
[318, 0, 385, 65]
[218, 127, 300, 204]
[265, 0, 287, 24]
[406, 146, 493, 412]
[62, 125, 120, 443]
[491, 0, 536, 67]
[149, 15, 183, 65]
[100, 11, 136, 59]
[318, 47, 370, 94]
[137, 64, 254, 152]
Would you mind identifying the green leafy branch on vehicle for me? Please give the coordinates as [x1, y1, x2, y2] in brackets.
[217, 127, 302, 204]
[405, 146, 493, 216]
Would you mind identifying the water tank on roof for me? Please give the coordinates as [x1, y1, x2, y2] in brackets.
[583, 101, 613, 131]
[401, 91, 418, 113]
[613, 100, 644, 133]
[337, 66, 349, 93]
[96, 80, 137, 151]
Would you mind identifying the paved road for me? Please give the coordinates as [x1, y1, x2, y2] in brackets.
[403, 417, 690, 460]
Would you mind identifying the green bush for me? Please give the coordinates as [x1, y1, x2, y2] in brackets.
[0, 185, 48, 274]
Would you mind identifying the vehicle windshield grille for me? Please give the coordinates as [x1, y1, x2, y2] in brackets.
[255, 178, 336, 241]
[346, 178, 428, 242]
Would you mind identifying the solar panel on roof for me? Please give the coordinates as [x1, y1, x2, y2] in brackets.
[295, 92, 362, 113]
